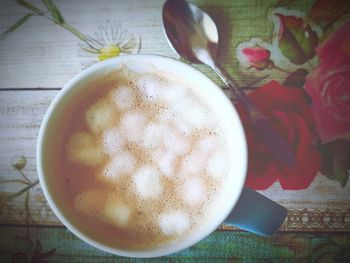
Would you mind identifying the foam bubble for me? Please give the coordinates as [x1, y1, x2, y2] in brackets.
[180, 150, 205, 175]
[136, 75, 163, 102]
[197, 137, 217, 153]
[67, 132, 104, 166]
[163, 130, 190, 155]
[180, 177, 205, 204]
[103, 199, 131, 227]
[185, 105, 207, 127]
[142, 123, 167, 150]
[133, 166, 162, 199]
[112, 85, 135, 111]
[120, 111, 148, 143]
[74, 189, 105, 217]
[150, 149, 163, 162]
[159, 210, 190, 235]
[85, 99, 115, 133]
[102, 152, 136, 179]
[172, 118, 195, 135]
[102, 127, 124, 155]
[207, 151, 228, 179]
[173, 97, 207, 128]
[67, 131, 93, 149]
[71, 146, 104, 166]
[158, 151, 176, 177]
[157, 108, 174, 123]
[161, 84, 186, 103]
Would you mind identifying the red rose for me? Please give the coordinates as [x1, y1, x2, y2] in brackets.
[240, 46, 271, 70]
[236, 81, 322, 190]
[236, 38, 272, 70]
[304, 20, 350, 143]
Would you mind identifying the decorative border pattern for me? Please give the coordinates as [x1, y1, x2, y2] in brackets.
[2, 198, 350, 232]
[222, 209, 350, 232]
[281, 208, 350, 231]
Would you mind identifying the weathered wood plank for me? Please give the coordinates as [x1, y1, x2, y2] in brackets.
[0, 90, 59, 225]
[0, 0, 314, 90]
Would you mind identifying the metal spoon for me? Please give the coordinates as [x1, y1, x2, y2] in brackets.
[162, 0, 295, 166]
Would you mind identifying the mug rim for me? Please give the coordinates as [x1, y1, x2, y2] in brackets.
[36, 54, 248, 258]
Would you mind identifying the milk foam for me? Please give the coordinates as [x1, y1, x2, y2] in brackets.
[161, 83, 186, 103]
[197, 137, 216, 153]
[136, 75, 164, 102]
[67, 132, 104, 166]
[102, 151, 136, 179]
[180, 150, 206, 175]
[112, 85, 135, 111]
[180, 177, 205, 204]
[85, 99, 115, 133]
[157, 150, 176, 177]
[102, 127, 124, 155]
[159, 210, 190, 235]
[207, 151, 228, 179]
[174, 97, 207, 127]
[133, 166, 163, 199]
[142, 123, 169, 149]
[163, 129, 190, 155]
[103, 198, 131, 227]
[62, 67, 231, 248]
[120, 111, 147, 143]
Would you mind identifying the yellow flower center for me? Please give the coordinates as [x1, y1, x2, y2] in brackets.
[98, 44, 121, 61]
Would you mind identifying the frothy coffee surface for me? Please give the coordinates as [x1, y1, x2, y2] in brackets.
[52, 66, 231, 249]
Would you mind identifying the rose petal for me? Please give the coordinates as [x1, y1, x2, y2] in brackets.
[279, 147, 322, 189]
[246, 163, 278, 190]
[236, 80, 321, 190]
[317, 20, 350, 65]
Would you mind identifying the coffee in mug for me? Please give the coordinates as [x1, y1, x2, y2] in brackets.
[50, 65, 233, 249]
[38, 55, 249, 257]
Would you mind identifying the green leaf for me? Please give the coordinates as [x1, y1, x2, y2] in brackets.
[311, 239, 343, 263]
[275, 13, 318, 64]
[11, 155, 27, 171]
[0, 13, 33, 40]
[344, 133, 350, 141]
[34, 239, 42, 254]
[319, 139, 350, 187]
[14, 235, 34, 252]
[15, 0, 45, 15]
[283, 69, 309, 89]
[42, 0, 64, 24]
[275, 0, 297, 8]
[309, 0, 350, 29]
[332, 155, 349, 187]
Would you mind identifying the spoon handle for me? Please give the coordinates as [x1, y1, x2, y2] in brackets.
[213, 63, 295, 166]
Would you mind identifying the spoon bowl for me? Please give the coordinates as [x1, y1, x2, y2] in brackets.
[162, 0, 295, 166]
[163, 0, 218, 64]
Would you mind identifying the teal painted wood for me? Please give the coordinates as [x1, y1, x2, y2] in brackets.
[1, 226, 350, 262]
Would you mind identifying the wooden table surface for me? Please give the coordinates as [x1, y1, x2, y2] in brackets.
[1, 0, 350, 262]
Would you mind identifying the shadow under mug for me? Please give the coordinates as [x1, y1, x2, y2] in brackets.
[37, 55, 287, 258]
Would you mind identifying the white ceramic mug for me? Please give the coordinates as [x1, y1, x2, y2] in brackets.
[37, 55, 287, 258]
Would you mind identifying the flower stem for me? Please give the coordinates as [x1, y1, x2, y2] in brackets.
[19, 170, 31, 183]
[0, 179, 29, 184]
[8, 180, 39, 199]
[307, 61, 316, 70]
[273, 64, 291, 74]
[25, 190, 30, 236]
[60, 23, 88, 41]
[16, 0, 88, 42]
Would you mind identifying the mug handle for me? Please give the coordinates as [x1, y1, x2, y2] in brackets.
[224, 187, 288, 236]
